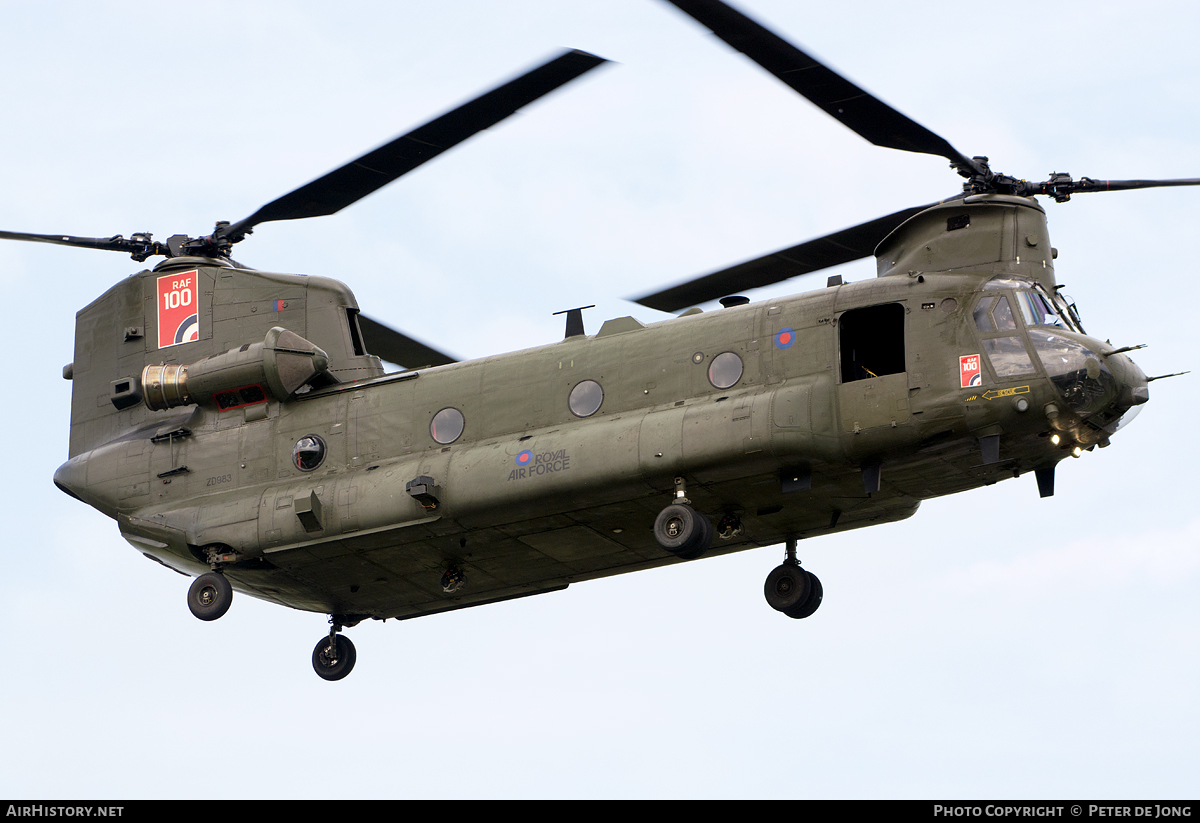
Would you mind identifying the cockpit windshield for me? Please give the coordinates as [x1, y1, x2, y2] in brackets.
[982, 276, 1081, 333]
[1027, 329, 1117, 418]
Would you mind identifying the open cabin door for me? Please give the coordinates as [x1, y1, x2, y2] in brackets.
[836, 303, 911, 432]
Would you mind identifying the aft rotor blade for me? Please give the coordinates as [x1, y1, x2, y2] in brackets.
[358, 314, 458, 369]
[224, 49, 609, 242]
[663, 0, 982, 176]
[0, 230, 164, 259]
[634, 204, 931, 312]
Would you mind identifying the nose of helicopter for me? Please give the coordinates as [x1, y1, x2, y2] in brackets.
[1028, 328, 1150, 443]
[1110, 352, 1149, 407]
[1104, 350, 1150, 434]
[53, 453, 88, 502]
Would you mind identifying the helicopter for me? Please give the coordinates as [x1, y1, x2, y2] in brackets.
[7, 0, 1195, 682]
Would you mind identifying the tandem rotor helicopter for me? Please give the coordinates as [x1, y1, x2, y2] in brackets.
[8, 0, 1195, 680]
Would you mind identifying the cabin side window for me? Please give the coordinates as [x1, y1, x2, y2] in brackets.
[293, 435, 327, 472]
[430, 407, 465, 444]
[707, 352, 744, 389]
[839, 303, 905, 383]
[568, 380, 604, 417]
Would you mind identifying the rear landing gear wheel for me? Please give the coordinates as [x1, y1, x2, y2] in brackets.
[764, 564, 811, 613]
[312, 634, 357, 681]
[764, 536, 823, 620]
[653, 503, 712, 560]
[188, 572, 232, 621]
[783, 571, 822, 619]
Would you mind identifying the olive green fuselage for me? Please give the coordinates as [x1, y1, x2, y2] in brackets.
[54, 197, 1145, 622]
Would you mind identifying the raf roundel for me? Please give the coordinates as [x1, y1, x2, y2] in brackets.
[774, 327, 796, 350]
[516, 450, 533, 467]
[174, 315, 199, 345]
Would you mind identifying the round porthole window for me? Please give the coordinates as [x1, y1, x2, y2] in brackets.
[293, 434, 327, 472]
[568, 380, 604, 418]
[430, 407, 465, 444]
[707, 351, 743, 389]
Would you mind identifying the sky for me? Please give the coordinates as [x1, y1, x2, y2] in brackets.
[1, 0, 1197, 800]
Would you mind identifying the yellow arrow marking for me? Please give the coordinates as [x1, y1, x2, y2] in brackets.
[982, 385, 1031, 400]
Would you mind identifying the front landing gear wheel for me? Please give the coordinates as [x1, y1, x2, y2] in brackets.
[188, 572, 232, 621]
[654, 503, 712, 560]
[312, 634, 357, 681]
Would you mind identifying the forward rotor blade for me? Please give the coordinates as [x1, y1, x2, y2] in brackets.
[663, 0, 981, 175]
[224, 49, 609, 242]
[634, 204, 931, 312]
[358, 314, 457, 369]
[1047, 177, 1200, 195]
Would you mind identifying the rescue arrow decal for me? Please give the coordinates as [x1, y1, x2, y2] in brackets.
[982, 386, 1030, 400]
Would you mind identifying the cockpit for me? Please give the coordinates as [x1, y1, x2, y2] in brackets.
[971, 276, 1147, 440]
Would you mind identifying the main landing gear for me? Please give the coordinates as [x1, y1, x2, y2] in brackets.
[312, 618, 357, 682]
[653, 503, 712, 559]
[185, 569, 359, 681]
[652, 477, 713, 560]
[764, 537, 823, 620]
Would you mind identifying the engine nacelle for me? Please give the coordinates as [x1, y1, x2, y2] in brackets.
[141, 327, 329, 411]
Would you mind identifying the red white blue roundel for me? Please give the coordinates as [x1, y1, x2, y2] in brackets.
[774, 327, 796, 349]
[174, 315, 199, 344]
[516, 450, 533, 467]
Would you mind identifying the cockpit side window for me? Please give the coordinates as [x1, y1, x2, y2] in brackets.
[973, 296, 996, 332]
[991, 295, 1017, 331]
[1016, 290, 1067, 329]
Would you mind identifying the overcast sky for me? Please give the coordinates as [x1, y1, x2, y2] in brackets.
[1, 0, 1197, 799]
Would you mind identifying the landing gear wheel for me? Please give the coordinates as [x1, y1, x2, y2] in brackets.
[783, 572, 822, 619]
[764, 564, 812, 614]
[188, 572, 232, 621]
[677, 513, 712, 560]
[653, 503, 712, 559]
[312, 634, 357, 681]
